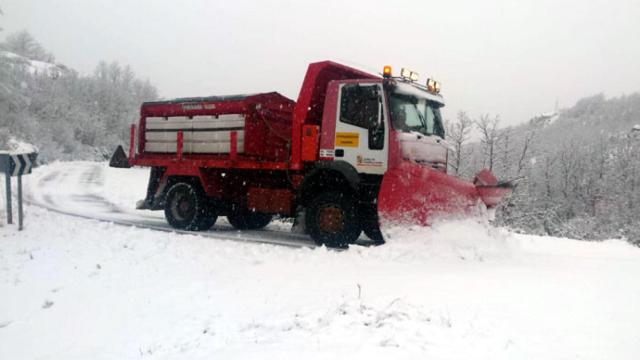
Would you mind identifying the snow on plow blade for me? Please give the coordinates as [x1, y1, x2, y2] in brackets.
[377, 162, 511, 227]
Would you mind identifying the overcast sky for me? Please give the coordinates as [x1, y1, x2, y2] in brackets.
[2, 0, 640, 126]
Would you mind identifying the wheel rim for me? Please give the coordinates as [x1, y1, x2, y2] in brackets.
[317, 205, 344, 233]
[171, 192, 195, 221]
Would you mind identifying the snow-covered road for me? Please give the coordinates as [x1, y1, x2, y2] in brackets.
[1, 162, 640, 359]
[25, 162, 316, 248]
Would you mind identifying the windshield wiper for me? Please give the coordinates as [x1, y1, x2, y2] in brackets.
[411, 103, 429, 134]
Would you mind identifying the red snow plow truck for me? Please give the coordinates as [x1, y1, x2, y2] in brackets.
[110, 61, 512, 247]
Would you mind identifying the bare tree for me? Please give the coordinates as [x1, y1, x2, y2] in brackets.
[445, 111, 473, 175]
[497, 126, 513, 178]
[542, 154, 557, 203]
[475, 114, 501, 171]
[517, 125, 537, 176]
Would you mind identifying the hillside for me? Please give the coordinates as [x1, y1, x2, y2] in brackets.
[453, 93, 640, 243]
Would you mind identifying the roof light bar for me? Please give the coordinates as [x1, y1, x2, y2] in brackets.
[427, 78, 441, 93]
[400, 68, 419, 82]
[384, 65, 441, 93]
[426, 78, 435, 91]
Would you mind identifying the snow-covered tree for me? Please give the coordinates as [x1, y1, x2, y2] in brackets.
[1, 30, 54, 62]
[0, 33, 157, 161]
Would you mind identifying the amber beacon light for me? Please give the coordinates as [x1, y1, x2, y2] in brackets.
[382, 65, 392, 78]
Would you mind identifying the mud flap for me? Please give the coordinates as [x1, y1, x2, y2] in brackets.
[377, 162, 480, 227]
[136, 167, 166, 210]
[109, 145, 131, 168]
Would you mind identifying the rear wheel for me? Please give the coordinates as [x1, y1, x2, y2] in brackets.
[164, 182, 217, 231]
[227, 210, 272, 230]
[305, 191, 361, 248]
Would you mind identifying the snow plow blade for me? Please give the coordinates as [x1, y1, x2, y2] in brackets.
[377, 162, 511, 227]
[472, 169, 513, 208]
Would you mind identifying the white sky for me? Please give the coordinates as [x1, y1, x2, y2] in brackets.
[2, 0, 640, 125]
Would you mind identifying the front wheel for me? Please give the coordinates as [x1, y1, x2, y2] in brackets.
[305, 191, 361, 248]
[164, 182, 217, 231]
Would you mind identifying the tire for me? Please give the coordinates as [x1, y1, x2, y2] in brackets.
[227, 210, 272, 230]
[305, 191, 361, 248]
[164, 182, 217, 231]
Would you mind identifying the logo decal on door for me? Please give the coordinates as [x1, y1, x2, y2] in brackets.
[357, 155, 383, 167]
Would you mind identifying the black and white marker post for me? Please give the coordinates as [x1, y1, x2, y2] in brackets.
[0, 152, 38, 230]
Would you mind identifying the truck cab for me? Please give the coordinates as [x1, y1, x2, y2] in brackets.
[317, 75, 448, 175]
[297, 68, 449, 245]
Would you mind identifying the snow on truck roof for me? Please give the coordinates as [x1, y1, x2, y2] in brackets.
[142, 92, 294, 106]
[394, 81, 446, 106]
[143, 94, 256, 105]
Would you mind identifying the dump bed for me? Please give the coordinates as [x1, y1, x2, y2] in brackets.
[138, 92, 294, 162]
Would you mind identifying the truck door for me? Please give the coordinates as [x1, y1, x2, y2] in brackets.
[334, 83, 388, 175]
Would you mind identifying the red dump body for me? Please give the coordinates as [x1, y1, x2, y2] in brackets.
[135, 92, 294, 165]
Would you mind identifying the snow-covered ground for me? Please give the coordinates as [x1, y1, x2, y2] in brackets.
[1, 162, 640, 359]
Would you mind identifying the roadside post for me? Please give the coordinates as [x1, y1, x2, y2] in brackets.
[0, 152, 38, 230]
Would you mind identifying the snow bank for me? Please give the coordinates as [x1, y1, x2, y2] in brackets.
[382, 218, 518, 261]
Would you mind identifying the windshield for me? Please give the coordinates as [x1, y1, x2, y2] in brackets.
[389, 90, 445, 138]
